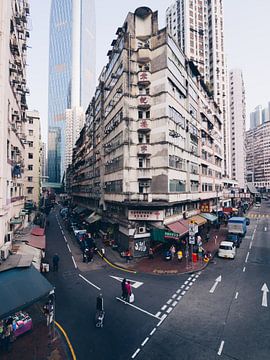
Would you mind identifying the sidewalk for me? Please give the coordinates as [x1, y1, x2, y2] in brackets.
[96, 226, 228, 275]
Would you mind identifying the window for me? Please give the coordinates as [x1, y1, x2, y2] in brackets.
[27, 187, 33, 194]
[169, 106, 185, 128]
[28, 141, 33, 147]
[139, 158, 143, 168]
[28, 176, 33, 182]
[29, 130, 33, 136]
[29, 119, 33, 124]
[28, 153, 33, 159]
[169, 179, 186, 192]
[28, 165, 33, 171]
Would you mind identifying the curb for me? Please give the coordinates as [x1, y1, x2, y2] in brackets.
[97, 250, 137, 274]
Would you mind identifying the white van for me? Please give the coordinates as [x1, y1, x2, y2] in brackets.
[218, 241, 236, 259]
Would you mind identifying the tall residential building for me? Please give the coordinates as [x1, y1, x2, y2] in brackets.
[229, 69, 246, 188]
[25, 111, 41, 206]
[67, 7, 223, 256]
[47, 0, 96, 183]
[250, 103, 270, 129]
[0, 0, 30, 247]
[246, 122, 270, 190]
[166, 0, 230, 177]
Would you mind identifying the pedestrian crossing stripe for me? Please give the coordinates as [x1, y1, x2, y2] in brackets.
[249, 214, 270, 218]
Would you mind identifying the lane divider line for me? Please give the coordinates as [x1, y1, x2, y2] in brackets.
[185, 286, 190, 291]
[131, 348, 140, 359]
[181, 291, 186, 296]
[217, 340, 225, 356]
[161, 305, 167, 311]
[167, 299, 172, 305]
[141, 337, 149, 347]
[243, 267, 246, 272]
[235, 292, 239, 299]
[116, 297, 161, 320]
[155, 311, 161, 317]
[177, 295, 182, 301]
[79, 274, 101, 290]
[176, 289, 181, 294]
[150, 328, 156, 336]
[166, 307, 173, 314]
[72, 256, 77, 269]
[249, 242, 252, 249]
[172, 301, 178, 307]
[181, 285, 185, 289]
[67, 244, 71, 253]
[172, 294, 177, 299]
[157, 314, 167, 327]
[245, 252, 250, 263]
[54, 320, 76, 360]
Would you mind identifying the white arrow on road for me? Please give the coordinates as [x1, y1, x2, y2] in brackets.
[261, 283, 269, 307]
[110, 275, 144, 289]
[209, 275, 222, 293]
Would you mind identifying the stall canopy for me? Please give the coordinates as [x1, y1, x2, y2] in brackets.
[0, 266, 54, 319]
[188, 215, 207, 226]
[166, 221, 188, 237]
[200, 213, 218, 223]
[10, 217, 23, 225]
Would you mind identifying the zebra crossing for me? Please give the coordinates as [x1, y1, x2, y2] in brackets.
[249, 213, 270, 219]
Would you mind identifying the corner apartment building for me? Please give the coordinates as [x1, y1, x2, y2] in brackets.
[24, 110, 41, 206]
[0, 0, 30, 247]
[67, 7, 223, 255]
[246, 122, 270, 190]
[166, 0, 230, 177]
[229, 69, 246, 188]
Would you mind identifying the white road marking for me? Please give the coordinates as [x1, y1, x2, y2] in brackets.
[67, 244, 71, 253]
[243, 267, 246, 272]
[235, 292, 239, 299]
[264, 227, 267, 232]
[63, 236, 67, 243]
[181, 291, 186, 295]
[131, 348, 140, 359]
[167, 299, 172, 305]
[166, 307, 173, 314]
[249, 242, 252, 249]
[245, 252, 250, 263]
[172, 301, 178, 307]
[176, 289, 181, 294]
[192, 278, 196, 282]
[187, 277, 192, 281]
[190, 274, 195, 277]
[209, 275, 222, 294]
[161, 305, 167, 311]
[110, 275, 143, 289]
[150, 328, 156, 336]
[181, 285, 185, 289]
[157, 314, 167, 327]
[218, 340, 225, 356]
[185, 286, 190, 290]
[261, 283, 269, 307]
[172, 294, 177, 299]
[71, 256, 77, 269]
[177, 296, 182, 301]
[195, 274, 200, 278]
[155, 311, 161, 317]
[79, 274, 101, 290]
[116, 297, 160, 319]
[184, 281, 188, 285]
[189, 282, 193, 286]
[141, 337, 149, 347]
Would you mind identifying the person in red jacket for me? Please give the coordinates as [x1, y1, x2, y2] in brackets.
[125, 281, 132, 301]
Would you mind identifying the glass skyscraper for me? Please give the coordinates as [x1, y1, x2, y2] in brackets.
[47, 0, 95, 183]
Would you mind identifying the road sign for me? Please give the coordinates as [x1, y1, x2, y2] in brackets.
[189, 224, 198, 236]
[189, 235, 195, 244]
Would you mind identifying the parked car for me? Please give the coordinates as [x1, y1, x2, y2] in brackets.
[255, 202, 261, 208]
[218, 241, 236, 259]
[226, 233, 241, 248]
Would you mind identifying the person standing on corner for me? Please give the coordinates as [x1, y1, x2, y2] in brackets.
[170, 245, 176, 259]
[148, 247, 154, 259]
[52, 253, 59, 271]
[125, 280, 132, 302]
[121, 278, 128, 300]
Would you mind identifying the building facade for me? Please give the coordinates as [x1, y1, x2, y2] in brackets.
[246, 122, 270, 190]
[229, 69, 246, 188]
[47, 0, 96, 183]
[0, 0, 30, 247]
[250, 103, 270, 129]
[67, 7, 223, 256]
[24, 110, 41, 206]
[166, 0, 230, 177]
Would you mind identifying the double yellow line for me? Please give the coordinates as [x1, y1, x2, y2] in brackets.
[54, 320, 76, 360]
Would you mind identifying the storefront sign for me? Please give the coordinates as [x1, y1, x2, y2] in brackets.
[189, 224, 198, 236]
[164, 231, 179, 240]
[200, 203, 210, 212]
[189, 235, 195, 244]
[128, 210, 164, 221]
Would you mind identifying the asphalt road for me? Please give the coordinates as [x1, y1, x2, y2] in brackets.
[45, 202, 270, 360]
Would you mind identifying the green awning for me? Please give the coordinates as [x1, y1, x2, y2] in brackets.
[150, 229, 167, 243]
[200, 213, 218, 222]
[10, 217, 23, 225]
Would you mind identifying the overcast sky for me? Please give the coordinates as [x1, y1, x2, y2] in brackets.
[27, 0, 270, 141]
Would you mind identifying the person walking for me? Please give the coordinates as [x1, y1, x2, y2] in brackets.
[148, 247, 154, 259]
[121, 278, 128, 301]
[52, 253, 59, 271]
[170, 245, 176, 259]
[125, 281, 132, 302]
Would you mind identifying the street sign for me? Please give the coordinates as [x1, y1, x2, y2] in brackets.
[189, 235, 195, 244]
[189, 224, 198, 236]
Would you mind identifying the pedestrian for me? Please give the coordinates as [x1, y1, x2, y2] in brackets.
[177, 249, 183, 261]
[125, 280, 132, 302]
[170, 245, 176, 259]
[83, 248, 90, 263]
[121, 278, 128, 300]
[197, 234, 202, 245]
[52, 253, 59, 271]
[125, 249, 131, 263]
[89, 247, 94, 262]
[148, 247, 154, 259]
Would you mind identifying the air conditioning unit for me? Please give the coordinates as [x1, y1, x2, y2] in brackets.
[6, 232, 13, 243]
[0, 241, 12, 260]
[138, 226, 146, 234]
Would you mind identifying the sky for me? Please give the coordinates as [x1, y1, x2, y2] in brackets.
[27, 0, 270, 142]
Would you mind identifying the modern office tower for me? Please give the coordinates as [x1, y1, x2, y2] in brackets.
[250, 103, 270, 129]
[67, 7, 223, 256]
[166, 0, 230, 177]
[47, 0, 96, 183]
[0, 0, 30, 247]
[25, 111, 42, 206]
[229, 69, 246, 188]
[246, 122, 270, 191]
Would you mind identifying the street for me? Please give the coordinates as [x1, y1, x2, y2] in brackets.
[45, 202, 270, 360]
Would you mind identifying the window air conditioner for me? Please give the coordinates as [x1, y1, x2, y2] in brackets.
[138, 226, 146, 234]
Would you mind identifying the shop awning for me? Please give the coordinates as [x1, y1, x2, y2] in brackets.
[166, 221, 188, 236]
[247, 182, 259, 194]
[85, 213, 101, 224]
[31, 227, 45, 236]
[10, 217, 23, 225]
[200, 213, 218, 223]
[188, 215, 207, 226]
[0, 266, 54, 319]
[26, 234, 46, 250]
[150, 228, 166, 243]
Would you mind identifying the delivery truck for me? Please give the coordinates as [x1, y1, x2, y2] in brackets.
[228, 217, 247, 237]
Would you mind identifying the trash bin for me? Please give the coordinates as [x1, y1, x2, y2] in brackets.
[192, 253, 198, 263]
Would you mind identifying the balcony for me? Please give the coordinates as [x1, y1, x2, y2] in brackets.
[138, 71, 151, 86]
[137, 168, 152, 179]
[137, 119, 151, 132]
[137, 48, 151, 62]
[137, 95, 151, 109]
[137, 144, 151, 156]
